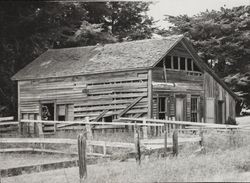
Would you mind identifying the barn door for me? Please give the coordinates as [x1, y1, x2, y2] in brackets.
[206, 98, 215, 123]
[176, 97, 184, 121]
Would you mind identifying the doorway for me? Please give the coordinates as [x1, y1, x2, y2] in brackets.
[176, 97, 184, 121]
[41, 103, 54, 120]
[158, 97, 168, 119]
[217, 101, 224, 124]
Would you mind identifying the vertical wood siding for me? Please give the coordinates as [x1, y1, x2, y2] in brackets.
[204, 72, 236, 123]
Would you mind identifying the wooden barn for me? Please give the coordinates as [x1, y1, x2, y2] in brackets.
[12, 35, 238, 127]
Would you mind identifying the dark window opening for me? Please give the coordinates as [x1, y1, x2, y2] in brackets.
[104, 116, 113, 122]
[41, 103, 54, 120]
[187, 59, 192, 71]
[173, 56, 178, 69]
[180, 57, 186, 70]
[58, 116, 65, 121]
[165, 56, 172, 68]
[193, 62, 200, 72]
[191, 97, 198, 122]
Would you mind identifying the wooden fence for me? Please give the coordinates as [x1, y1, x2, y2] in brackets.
[1, 116, 245, 181]
[0, 137, 134, 157]
[0, 116, 19, 136]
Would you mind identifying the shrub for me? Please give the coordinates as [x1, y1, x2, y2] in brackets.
[225, 116, 237, 125]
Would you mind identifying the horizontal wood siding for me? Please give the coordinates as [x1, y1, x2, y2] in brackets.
[19, 70, 149, 121]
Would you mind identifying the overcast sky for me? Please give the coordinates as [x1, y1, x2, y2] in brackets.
[148, 0, 250, 28]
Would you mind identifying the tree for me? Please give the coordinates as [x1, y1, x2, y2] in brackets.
[161, 6, 250, 104]
[84, 2, 155, 41]
[0, 1, 155, 116]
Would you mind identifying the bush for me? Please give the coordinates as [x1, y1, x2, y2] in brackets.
[225, 116, 237, 125]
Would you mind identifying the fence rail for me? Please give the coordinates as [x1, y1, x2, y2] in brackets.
[119, 117, 239, 129]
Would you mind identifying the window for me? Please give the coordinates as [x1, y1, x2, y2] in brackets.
[57, 105, 67, 121]
[165, 56, 172, 68]
[187, 59, 192, 71]
[158, 97, 167, 119]
[191, 97, 198, 122]
[193, 62, 200, 72]
[180, 57, 186, 70]
[173, 56, 178, 69]
[104, 116, 113, 122]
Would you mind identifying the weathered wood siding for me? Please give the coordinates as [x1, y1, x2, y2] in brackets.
[204, 72, 236, 123]
[151, 42, 205, 122]
[19, 70, 149, 121]
[152, 68, 204, 83]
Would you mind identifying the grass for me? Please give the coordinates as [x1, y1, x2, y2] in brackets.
[3, 144, 250, 183]
[3, 130, 250, 183]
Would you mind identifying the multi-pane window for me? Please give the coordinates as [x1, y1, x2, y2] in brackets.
[159, 56, 201, 73]
[191, 97, 198, 122]
[158, 97, 167, 119]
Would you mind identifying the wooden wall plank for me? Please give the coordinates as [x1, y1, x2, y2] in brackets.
[19, 70, 149, 121]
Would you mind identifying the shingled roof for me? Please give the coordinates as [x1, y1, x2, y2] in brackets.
[12, 35, 183, 80]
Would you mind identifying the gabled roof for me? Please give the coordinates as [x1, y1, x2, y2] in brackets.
[12, 35, 183, 81]
[11, 34, 239, 100]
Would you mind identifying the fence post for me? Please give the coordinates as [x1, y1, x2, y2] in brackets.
[229, 129, 235, 148]
[164, 124, 168, 156]
[172, 129, 178, 156]
[199, 128, 205, 152]
[134, 125, 141, 165]
[143, 118, 148, 139]
[85, 117, 93, 140]
[103, 141, 107, 156]
[37, 116, 44, 138]
[78, 133, 87, 183]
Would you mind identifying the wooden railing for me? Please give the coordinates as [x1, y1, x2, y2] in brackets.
[0, 116, 19, 135]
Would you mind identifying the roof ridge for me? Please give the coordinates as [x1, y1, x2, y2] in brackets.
[48, 34, 184, 51]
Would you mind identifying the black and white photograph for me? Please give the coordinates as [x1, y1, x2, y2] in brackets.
[0, 0, 250, 182]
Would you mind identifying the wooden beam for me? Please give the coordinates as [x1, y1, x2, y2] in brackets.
[0, 117, 14, 122]
[163, 59, 167, 82]
[147, 70, 153, 118]
[0, 138, 135, 149]
[94, 109, 109, 122]
[17, 81, 20, 123]
[133, 113, 144, 118]
[20, 119, 163, 127]
[118, 96, 144, 118]
[0, 122, 19, 126]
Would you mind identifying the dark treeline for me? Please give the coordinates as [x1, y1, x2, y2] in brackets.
[0, 2, 249, 116]
[0, 1, 155, 116]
